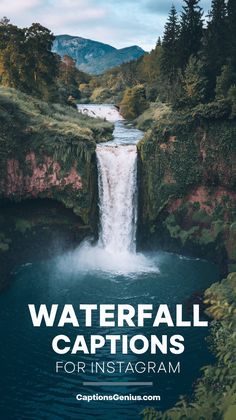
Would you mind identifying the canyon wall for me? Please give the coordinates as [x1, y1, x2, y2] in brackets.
[138, 118, 236, 274]
[0, 150, 97, 227]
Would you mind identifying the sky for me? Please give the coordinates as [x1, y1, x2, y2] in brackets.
[0, 0, 212, 51]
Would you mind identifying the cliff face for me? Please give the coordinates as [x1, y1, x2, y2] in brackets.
[138, 117, 236, 273]
[4, 153, 82, 195]
[0, 88, 114, 290]
[0, 88, 113, 225]
[0, 151, 95, 225]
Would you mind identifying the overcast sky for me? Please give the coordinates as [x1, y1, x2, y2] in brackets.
[0, 0, 212, 51]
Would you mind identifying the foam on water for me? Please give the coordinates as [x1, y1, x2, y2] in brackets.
[57, 241, 159, 276]
[77, 104, 123, 122]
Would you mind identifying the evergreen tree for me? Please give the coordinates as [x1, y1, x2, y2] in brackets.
[161, 5, 180, 80]
[228, 0, 236, 70]
[179, 0, 203, 68]
[202, 0, 228, 98]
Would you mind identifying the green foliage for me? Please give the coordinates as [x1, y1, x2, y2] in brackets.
[120, 84, 148, 119]
[161, 5, 180, 81]
[181, 56, 207, 106]
[0, 19, 92, 104]
[0, 20, 59, 101]
[85, 43, 162, 105]
[135, 102, 171, 130]
[215, 64, 236, 99]
[178, 0, 203, 69]
[228, 0, 236, 69]
[92, 0, 236, 115]
[142, 273, 236, 420]
[56, 55, 90, 104]
[201, 0, 228, 98]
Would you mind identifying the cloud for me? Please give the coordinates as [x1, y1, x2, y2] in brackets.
[0, 0, 41, 15]
[0, 0, 213, 52]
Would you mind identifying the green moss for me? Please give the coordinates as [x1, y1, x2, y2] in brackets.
[164, 214, 200, 245]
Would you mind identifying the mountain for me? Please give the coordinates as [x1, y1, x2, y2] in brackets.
[53, 35, 145, 75]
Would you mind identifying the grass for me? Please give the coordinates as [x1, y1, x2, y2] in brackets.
[0, 87, 113, 146]
[135, 101, 171, 130]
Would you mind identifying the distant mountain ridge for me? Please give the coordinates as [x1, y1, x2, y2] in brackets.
[53, 35, 145, 75]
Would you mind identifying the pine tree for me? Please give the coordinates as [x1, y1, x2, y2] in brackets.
[161, 5, 180, 80]
[228, 0, 236, 70]
[179, 0, 203, 68]
[202, 0, 228, 98]
[156, 37, 162, 47]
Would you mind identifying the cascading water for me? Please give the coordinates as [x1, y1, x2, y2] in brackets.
[78, 104, 142, 256]
[96, 145, 138, 253]
[60, 104, 157, 274]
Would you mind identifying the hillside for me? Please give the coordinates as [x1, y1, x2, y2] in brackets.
[53, 35, 145, 75]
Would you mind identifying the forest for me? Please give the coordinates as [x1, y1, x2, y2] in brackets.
[1, 0, 236, 120]
[0, 17, 90, 104]
[85, 0, 236, 123]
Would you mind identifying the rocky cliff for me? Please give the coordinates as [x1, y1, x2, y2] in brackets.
[138, 112, 236, 274]
[0, 88, 113, 290]
[0, 88, 113, 224]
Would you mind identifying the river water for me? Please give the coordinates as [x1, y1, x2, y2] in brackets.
[0, 105, 219, 419]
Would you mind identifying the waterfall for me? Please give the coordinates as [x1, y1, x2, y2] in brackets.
[96, 145, 138, 254]
[58, 104, 158, 274]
